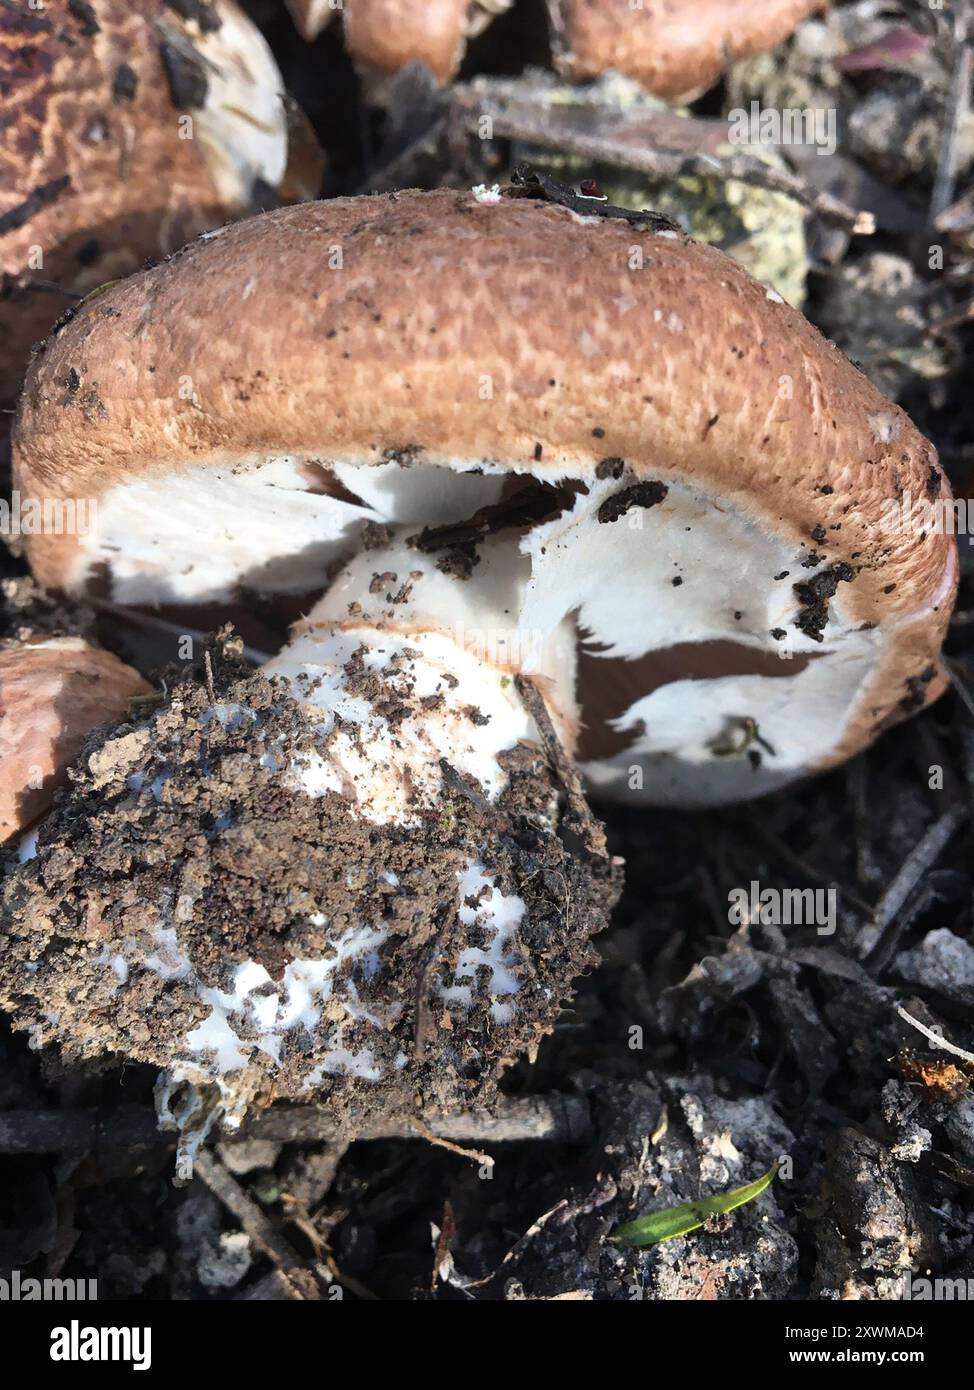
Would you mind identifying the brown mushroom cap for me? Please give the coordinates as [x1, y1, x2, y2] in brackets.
[289, 1, 510, 86]
[13, 189, 957, 802]
[0, 0, 291, 412]
[342, 0, 485, 86]
[0, 637, 151, 842]
[547, 0, 826, 102]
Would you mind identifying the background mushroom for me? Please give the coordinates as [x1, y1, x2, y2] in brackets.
[546, 0, 827, 102]
[280, 0, 825, 100]
[0, 635, 150, 844]
[284, 0, 512, 85]
[0, 0, 309, 414]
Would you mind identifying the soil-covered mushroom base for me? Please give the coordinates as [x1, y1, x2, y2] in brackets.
[0, 641, 618, 1143]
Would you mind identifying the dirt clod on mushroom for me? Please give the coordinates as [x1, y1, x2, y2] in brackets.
[0, 637, 619, 1135]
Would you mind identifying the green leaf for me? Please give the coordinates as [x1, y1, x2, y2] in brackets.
[610, 1160, 779, 1248]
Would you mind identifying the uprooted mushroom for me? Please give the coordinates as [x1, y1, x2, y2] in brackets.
[0, 0, 317, 414]
[0, 186, 956, 1168]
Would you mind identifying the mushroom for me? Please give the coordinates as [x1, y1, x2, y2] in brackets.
[0, 636, 151, 844]
[285, 0, 512, 86]
[3, 186, 956, 1145]
[14, 188, 956, 802]
[546, 0, 827, 102]
[0, 0, 300, 413]
[284, 0, 825, 99]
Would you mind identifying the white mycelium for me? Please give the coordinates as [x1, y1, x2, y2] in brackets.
[266, 628, 538, 825]
[264, 531, 577, 825]
[440, 861, 525, 1025]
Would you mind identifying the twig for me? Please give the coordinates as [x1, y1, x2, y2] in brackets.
[458, 88, 874, 234]
[0, 1104, 158, 1156]
[515, 673, 611, 864]
[356, 115, 447, 195]
[846, 758, 884, 890]
[0, 1094, 593, 1156]
[946, 658, 974, 722]
[203, 648, 217, 703]
[194, 1149, 324, 1300]
[86, 596, 273, 666]
[934, 184, 974, 234]
[408, 1115, 493, 1170]
[896, 1005, 974, 1066]
[250, 1094, 593, 1145]
[856, 806, 967, 960]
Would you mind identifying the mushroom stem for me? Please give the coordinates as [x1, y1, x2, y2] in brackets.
[263, 530, 579, 826]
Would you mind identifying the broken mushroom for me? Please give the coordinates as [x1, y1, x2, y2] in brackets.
[0, 0, 297, 412]
[0, 635, 150, 845]
[3, 187, 956, 1152]
[546, 0, 827, 103]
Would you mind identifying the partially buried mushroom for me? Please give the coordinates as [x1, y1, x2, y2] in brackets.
[0, 636, 150, 845]
[0, 0, 307, 414]
[2, 187, 956, 1152]
[546, 0, 827, 102]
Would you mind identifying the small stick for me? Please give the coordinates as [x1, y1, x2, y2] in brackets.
[930, 6, 972, 221]
[946, 658, 974, 723]
[0, 1094, 593, 1156]
[459, 89, 874, 234]
[86, 596, 273, 666]
[195, 1150, 324, 1300]
[203, 648, 217, 703]
[856, 806, 967, 960]
[408, 1114, 493, 1170]
[515, 673, 609, 862]
[896, 1005, 974, 1066]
